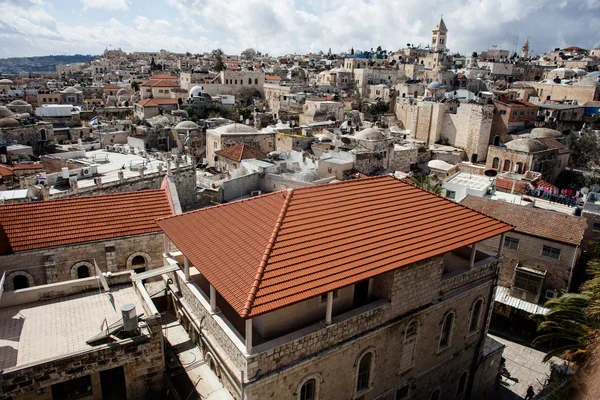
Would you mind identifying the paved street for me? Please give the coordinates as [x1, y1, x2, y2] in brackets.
[488, 334, 563, 400]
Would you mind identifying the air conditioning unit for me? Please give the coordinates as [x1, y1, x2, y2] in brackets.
[545, 289, 559, 300]
[251, 190, 262, 197]
[82, 167, 92, 177]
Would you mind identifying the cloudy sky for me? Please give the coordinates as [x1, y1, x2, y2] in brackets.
[0, 0, 599, 58]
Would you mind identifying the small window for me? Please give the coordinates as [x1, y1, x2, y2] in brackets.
[300, 379, 316, 400]
[499, 110, 506, 115]
[356, 352, 372, 392]
[51, 375, 93, 400]
[396, 384, 410, 399]
[445, 190, 456, 200]
[504, 236, 520, 250]
[519, 111, 525, 116]
[593, 223, 600, 233]
[255, 78, 258, 84]
[469, 300, 483, 333]
[542, 245, 561, 260]
[430, 388, 441, 400]
[512, 111, 517, 116]
[457, 371, 468, 395]
[105, 246, 116, 253]
[439, 312, 454, 349]
[13, 275, 29, 290]
[320, 290, 339, 303]
[77, 265, 90, 279]
[492, 157, 500, 169]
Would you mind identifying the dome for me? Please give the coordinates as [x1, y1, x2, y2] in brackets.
[117, 95, 129, 103]
[174, 120, 199, 130]
[505, 138, 547, 153]
[0, 117, 20, 127]
[189, 85, 205, 97]
[428, 159, 454, 171]
[148, 115, 170, 127]
[0, 79, 13, 85]
[530, 128, 561, 138]
[355, 127, 386, 141]
[213, 123, 258, 134]
[61, 86, 82, 94]
[427, 81, 443, 89]
[0, 106, 14, 118]
[116, 88, 130, 96]
[573, 69, 588, 76]
[297, 168, 321, 183]
[8, 100, 28, 106]
[593, 40, 600, 49]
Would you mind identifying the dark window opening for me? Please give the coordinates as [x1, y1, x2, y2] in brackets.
[430, 388, 441, 400]
[300, 379, 316, 400]
[13, 275, 29, 290]
[457, 372, 467, 395]
[132, 255, 146, 266]
[100, 366, 126, 400]
[353, 280, 370, 308]
[77, 265, 90, 279]
[51, 375, 92, 400]
[356, 353, 372, 392]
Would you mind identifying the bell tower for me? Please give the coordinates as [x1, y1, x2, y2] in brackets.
[521, 39, 529, 58]
[431, 16, 448, 51]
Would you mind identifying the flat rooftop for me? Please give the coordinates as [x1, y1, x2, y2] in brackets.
[0, 285, 144, 370]
[446, 173, 491, 190]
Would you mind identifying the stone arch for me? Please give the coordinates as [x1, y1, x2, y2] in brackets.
[126, 252, 152, 272]
[71, 261, 95, 280]
[468, 296, 485, 333]
[6, 270, 35, 291]
[492, 157, 500, 169]
[295, 373, 323, 400]
[515, 162, 524, 174]
[502, 159, 512, 172]
[204, 351, 221, 380]
[439, 309, 456, 350]
[456, 370, 469, 396]
[354, 346, 377, 394]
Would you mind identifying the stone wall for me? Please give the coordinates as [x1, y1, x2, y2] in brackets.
[530, 82, 599, 104]
[0, 123, 54, 155]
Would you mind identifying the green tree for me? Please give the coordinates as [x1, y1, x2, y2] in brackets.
[369, 100, 389, 114]
[352, 92, 369, 112]
[410, 175, 442, 195]
[130, 81, 139, 92]
[211, 49, 226, 72]
[566, 132, 600, 168]
[241, 48, 256, 59]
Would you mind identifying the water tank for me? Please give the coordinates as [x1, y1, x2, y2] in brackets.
[61, 167, 69, 179]
[121, 304, 137, 332]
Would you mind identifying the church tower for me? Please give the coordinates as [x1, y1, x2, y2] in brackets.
[521, 39, 529, 58]
[431, 16, 448, 51]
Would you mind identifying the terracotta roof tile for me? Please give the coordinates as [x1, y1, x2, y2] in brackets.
[103, 83, 120, 89]
[136, 98, 179, 107]
[461, 195, 585, 246]
[0, 190, 172, 254]
[159, 176, 513, 318]
[140, 79, 179, 88]
[214, 144, 267, 162]
[149, 73, 178, 80]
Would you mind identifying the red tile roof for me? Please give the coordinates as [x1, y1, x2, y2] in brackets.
[158, 176, 513, 318]
[0, 190, 173, 254]
[136, 98, 179, 107]
[150, 73, 178, 80]
[103, 83, 120, 90]
[215, 144, 267, 162]
[0, 164, 43, 177]
[461, 195, 585, 246]
[265, 75, 281, 81]
[140, 79, 179, 88]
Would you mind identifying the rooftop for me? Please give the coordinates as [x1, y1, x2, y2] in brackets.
[446, 173, 492, 191]
[215, 144, 267, 163]
[0, 285, 144, 370]
[158, 176, 512, 318]
[136, 98, 179, 107]
[461, 195, 585, 246]
[0, 189, 172, 254]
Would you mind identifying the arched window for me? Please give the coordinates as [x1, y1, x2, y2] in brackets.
[439, 312, 454, 349]
[356, 352, 372, 392]
[503, 160, 511, 172]
[469, 299, 483, 333]
[13, 275, 30, 290]
[399, 320, 418, 371]
[300, 379, 316, 400]
[248, 78, 252, 84]
[457, 371, 468, 395]
[492, 157, 500, 169]
[40, 129, 47, 141]
[255, 78, 258, 85]
[430, 388, 441, 400]
[77, 265, 90, 279]
[132, 255, 145, 266]
[515, 162, 523, 174]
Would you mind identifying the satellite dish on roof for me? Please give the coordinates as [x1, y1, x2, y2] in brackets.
[581, 187, 590, 195]
[484, 169, 498, 177]
[341, 137, 352, 145]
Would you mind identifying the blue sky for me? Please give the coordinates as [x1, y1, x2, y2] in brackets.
[0, 0, 599, 58]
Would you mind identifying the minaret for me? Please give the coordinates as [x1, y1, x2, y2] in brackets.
[521, 39, 529, 58]
[431, 16, 448, 51]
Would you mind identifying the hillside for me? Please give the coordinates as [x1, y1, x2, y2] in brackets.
[0, 54, 96, 75]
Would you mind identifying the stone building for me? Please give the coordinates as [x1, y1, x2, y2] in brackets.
[0, 189, 175, 290]
[492, 98, 538, 135]
[60, 86, 84, 106]
[529, 80, 600, 104]
[0, 278, 164, 400]
[206, 123, 275, 167]
[158, 176, 514, 400]
[0, 118, 54, 155]
[431, 16, 448, 51]
[485, 137, 570, 183]
[299, 100, 344, 125]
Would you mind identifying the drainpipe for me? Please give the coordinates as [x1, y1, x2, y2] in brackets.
[566, 245, 579, 293]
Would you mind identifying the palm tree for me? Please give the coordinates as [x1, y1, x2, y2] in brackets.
[533, 294, 594, 363]
[211, 49, 226, 72]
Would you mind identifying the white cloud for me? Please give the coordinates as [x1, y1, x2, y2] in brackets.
[80, 0, 129, 11]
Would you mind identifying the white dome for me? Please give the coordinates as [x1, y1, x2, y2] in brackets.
[297, 168, 321, 183]
[0, 79, 13, 85]
[505, 138, 547, 153]
[174, 120, 199, 130]
[189, 85, 205, 97]
[355, 127, 386, 141]
[61, 86, 82, 94]
[427, 81, 443, 89]
[593, 40, 600, 49]
[0, 106, 14, 118]
[530, 128, 561, 138]
[213, 123, 258, 134]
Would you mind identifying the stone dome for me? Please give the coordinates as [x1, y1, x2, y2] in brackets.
[0, 106, 14, 118]
[530, 128, 561, 138]
[0, 117, 20, 127]
[427, 81, 443, 89]
[61, 86, 82, 93]
[116, 88, 130, 96]
[0, 79, 13, 85]
[213, 123, 258, 134]
[8, 100, 28, 106]
[174, 120, 199, 130]
[355, 127, 386, 141]
[505, 138, 547, 153]
[573, 69, 588, 76]
[148, 115, 170, 127]
[189, 85, 205, 97]
[297, 168, 321, 183]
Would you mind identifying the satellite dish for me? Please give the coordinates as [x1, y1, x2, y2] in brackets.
[581, 187, 590, 195]
[341, 137, 352, 145]
[484, 169, 498, 177]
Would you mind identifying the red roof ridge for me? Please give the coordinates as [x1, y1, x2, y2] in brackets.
[242, 189, 294, 318]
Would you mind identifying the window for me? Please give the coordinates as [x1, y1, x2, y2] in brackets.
[504, 236, 520, 250]
[51, 375, 93, 400]
[77, 265, 90, 279]
[542, 245, 561, 260]
[300, 379, 316, 400]
[499, 110, 506, 115]
[320, 290, 338, 303]
[593, 223, 600, 233]
[235, 79, 238, 84]
[492, 157, 500, 169]
[430, 388, 441, 400]
[445, 190, 456, 200]
[503, 160, 511, 172]
[396, 384, 410, 399]
[13, 275, 29, 290]
[469, 300, 483, 333]
[512, 111, 517, 116]
[255, 78, 258, 84]
[356, 352, 372, 392]
[439, 312, 454, 350]
[513, 267, 544, 302]
[399, 320, 418, 371]
[457, 371, 468, 395]
[519, 111, 525, 116]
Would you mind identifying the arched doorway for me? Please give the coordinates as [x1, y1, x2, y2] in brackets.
[6, 271, 34, 291]
[131, 255, 146, 274]
[503, 160, 512, 172]
[77, 265, 90, 278]
[13, 275, 30, 290]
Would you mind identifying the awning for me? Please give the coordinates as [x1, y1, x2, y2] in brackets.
[495, 286, 549, 315]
